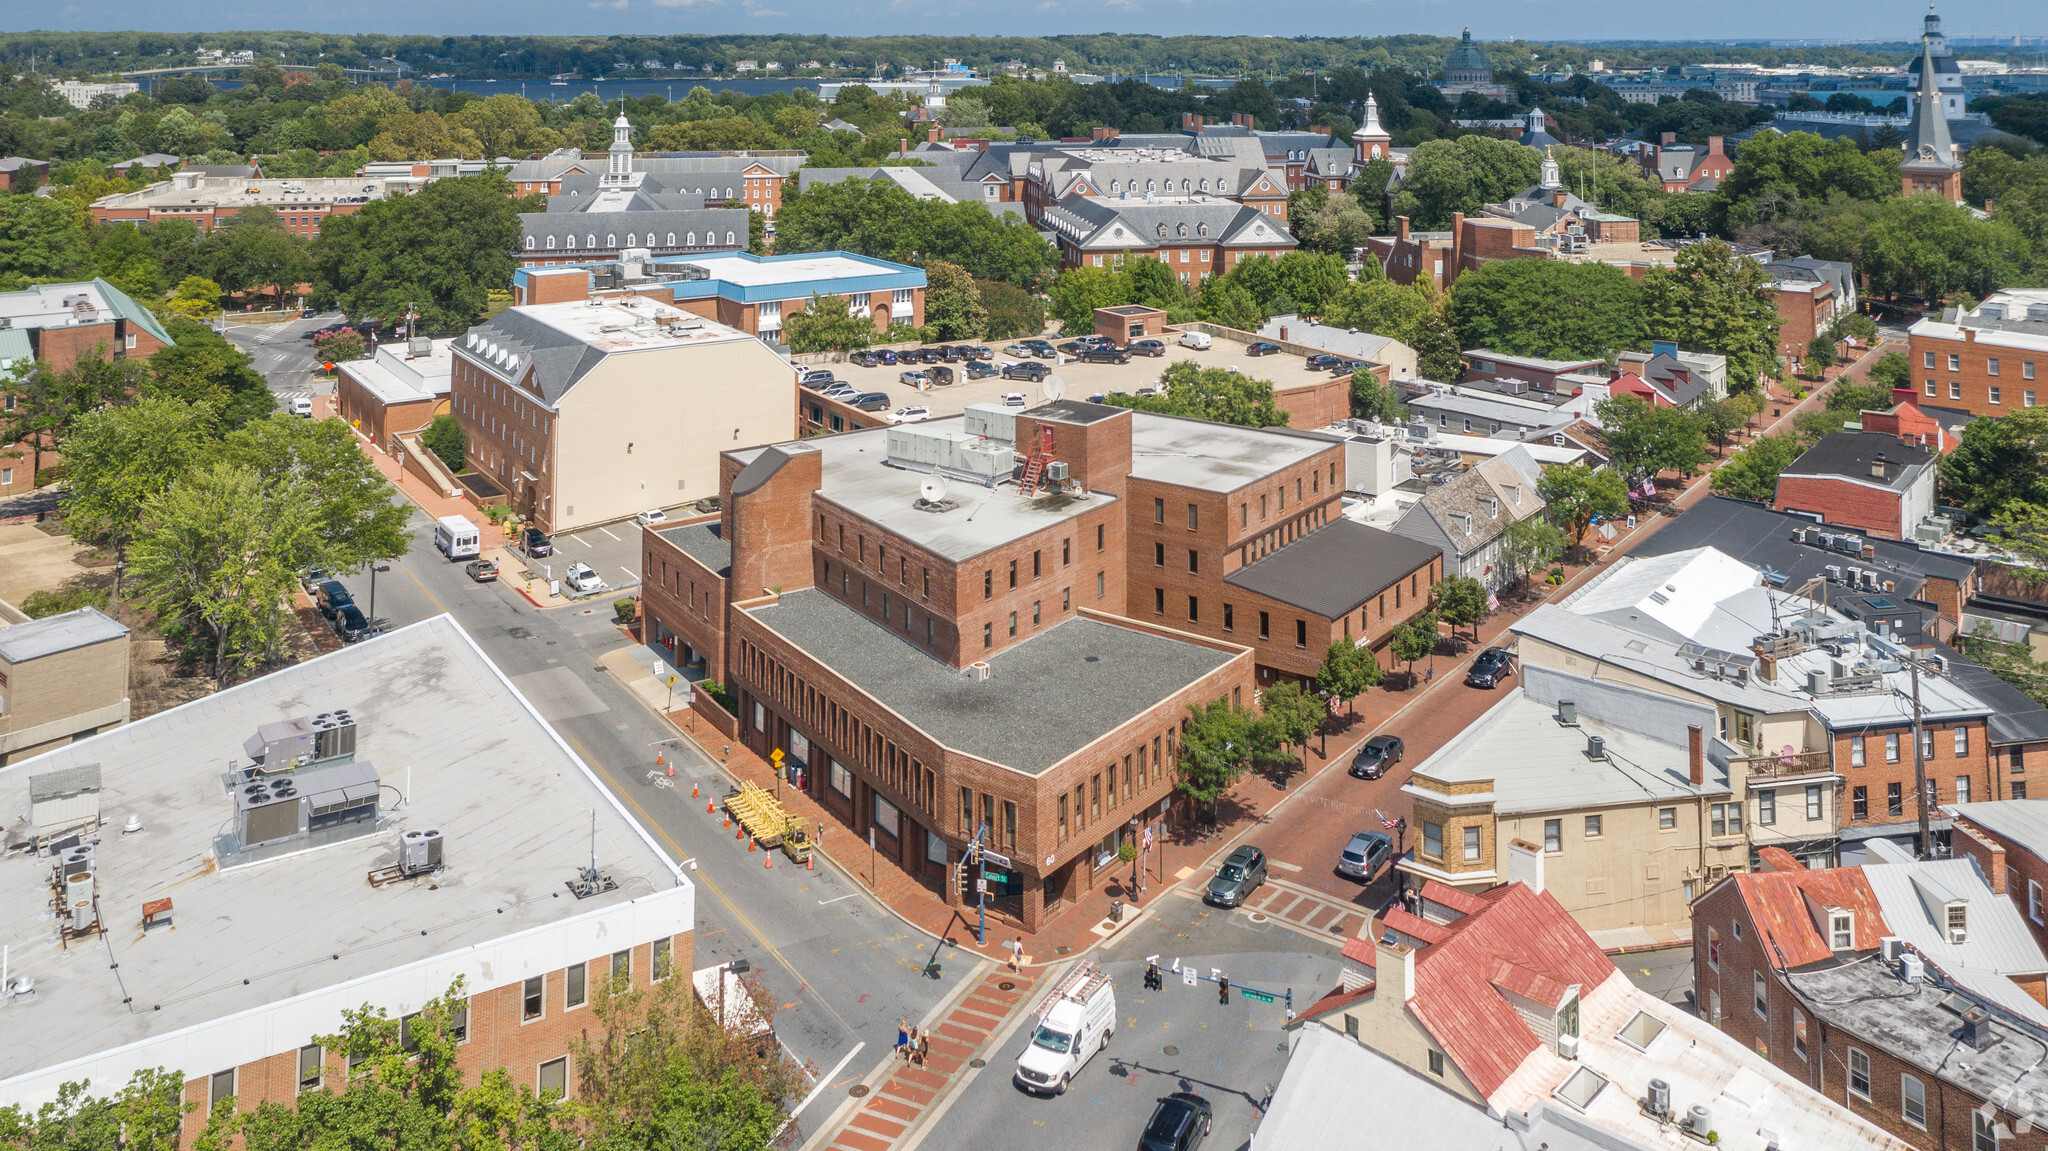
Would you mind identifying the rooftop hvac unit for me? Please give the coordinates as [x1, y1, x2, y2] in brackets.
[1684, 1105, 1714, 1138]
[1586, 735, 1607, 760]
[1557, 1034, 1580, 1060]
[1824, 565, 1843, 583]
[400, 828, 445, 876]
[243, 710, 357, 773]
[233, 759, 380, 852]
[1861, 570, 1879, 589]
[1808, 669, 1830, 696]
[969, 661, 992, 682]
[1881, 936, 1905, 961]
[1046, 460, 1070, 482]
[962, 402, 1018, 443]
[59, 844, 94, 879]
[1645, 1079, 1672, 1120]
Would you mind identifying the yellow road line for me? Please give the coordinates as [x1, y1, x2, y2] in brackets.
[400, 561, 446, 614]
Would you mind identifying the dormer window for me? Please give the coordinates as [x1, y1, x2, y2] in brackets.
[1830, 911, 1854, 951]
[1948, 902, 1968, 943]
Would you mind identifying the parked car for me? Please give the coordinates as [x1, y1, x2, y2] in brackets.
[288, 396, 314, 417]
[885, 405, 932, 424]
[849, 349, 884, 368]
[900, 369, 931, 387]
[1178, 331, 1212, 349]
[1466, 646, 1516, 689]
[524, 527, 553, 557]
[564, 562, 602, 593]
[1138, 1093, 1213, 1151]
[1129, 339, 1167, 357]
[851, 392, 891, 412]
[332, 604, 375, 643]
[926, 365, 955, 386]
[797, 369, 836, 387]
[876, 348, 900, 365]
[314, 579, 354, 619]
[940, 344, 969, 362]
[1246, 342, 1282, 357]
[965, 360, 1001, 379]
[1057, 340, 1091, 357]
[1002, 342, 1037, 357]
[1021, 339, 1057, 359]
[1002, 361, 1050, 382]
[799, 375, 838, 392]
[1002, 392, 1027, 408]
[299, 568, 329, 594]
[1204, 845, 1267, 908]
[635, 508, 669, 528]
[1134, 385, 1162, 396]
[820, 382, 859, 399]
[1304, 354, 1341, 371]
[1080, 345, 1131, 364]
[1337, 359, 1369, 376]
[465, 557, 500, 582]
[1336, 830, 1394, 881]
[961, 345, 993, 360]
[918, 346, 946, 364]
[1350, 734, 1405, 780]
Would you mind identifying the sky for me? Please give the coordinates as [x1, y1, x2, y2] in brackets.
[15, 0, 2043, 44]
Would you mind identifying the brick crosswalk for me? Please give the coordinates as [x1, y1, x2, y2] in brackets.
[823, 968, 1044, 1151]
[1219, 878, 1376, 942]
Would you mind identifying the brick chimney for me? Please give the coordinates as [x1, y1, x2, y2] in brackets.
[1091, 125, 1119, 142]
[1687, 724, 1704, 786]
[899, 137, 909, 155]
[1660, 131, 1677, 146]
[1278, 325, 1289, 342]
[1707, 135, 1725, 157]
[927, 126, 942, 144]
[1396, 215, 1411, 241]
[1953, 818, 2008, 894]
[1552, 189, 1567, 209]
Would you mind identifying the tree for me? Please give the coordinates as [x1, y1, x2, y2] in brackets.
[1273, 252, 1350, 316]
[1713, 130, 1900, 229]
[0, 195, 92, 287]
[1710, 432, 1807, 503]
[782, 293, 876, 353]
[1350, 372, 1405, 423]
[1939, 406, 2048, 518]
[1323, 278, 1431, 338]
[920, 260, 986, 341]
[1500, 516, 1568, 584]
[978, 279, 1046, 340]
[1193, 278, 1266, 332]
[421, 413, 465, 471]
[1804, 333, 1838, 376]
[1538, 462, 1632, 548]
[1805, 194, 2026, 303]
[1045, 264, 1129, 332]
[211, 414, 412, 578]
[1315, 638, 1383, 714]
[200, 205, 308, 301]
[1595, 394, 1710, 480]
[1177, 698, 1284, 817]
[1638, 239, 1783, 389]
[1446, 259, 1646, 359]
[0, 1067, 206, 1151]
[1431, 575, 1487, 641]
[60, 398, 214, 597]
[309, 170, 522, 332]
[452, 93, 564, 157]
[1407, 312, 1465, 383]
[1257, 680, 1325, 773]
[1698, 394, 1757, 456]
[128, 462, 299, 687]
[1291, 193, 1376, 257]
[1389, 612, 1439, 684]
[159, 274, 221, 321]
[4, 348, 149, 482]
[1827, 312, 1879, 346]
[1389, 135, 1543, 228]
[148, 319, 274, 428]
[774, 176, 1056, 288]
[1106, 362, 1289, 427]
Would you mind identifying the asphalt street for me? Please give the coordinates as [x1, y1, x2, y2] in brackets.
[923, 893, 1342, 1151]
[334, 509, 961, 1101]
[220, 311, 342, 401]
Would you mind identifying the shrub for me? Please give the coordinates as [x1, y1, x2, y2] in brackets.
[22, 583, 111, 618]
[421, 414, 465, 471]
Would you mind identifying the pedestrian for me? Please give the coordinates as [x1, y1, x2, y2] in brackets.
[916, 1030, 930, 1067]
[895, 1018, 909, 1060]
[1006, 936, 1023, 973]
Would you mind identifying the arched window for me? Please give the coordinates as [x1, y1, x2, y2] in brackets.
[524, 236, 535, 250]
[606, 234, 617, 248]
[725, 231, 736, 245]
[667, 232, 676, 246]
[726, 187, 734, 199]
[1157, 223, 1167, 238]
[1199, 178, 1209, 191]
[546, 235, 557, 249]
[1176, 223, 1187, 237]
[1146, 179, 1155, 192]
[626, 233, 636, 247]
[1181, 179, 1190, 191]
[687, 232, 696, 246]
[1197, 223, 1208, 237]
[1109, 179, 1119, 193]
[586, 234, 596, 249]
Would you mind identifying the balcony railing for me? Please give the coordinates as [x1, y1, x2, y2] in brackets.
[1734, 750, 1834, 779]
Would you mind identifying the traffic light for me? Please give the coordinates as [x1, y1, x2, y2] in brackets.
[1218, 976, 1230, 1005]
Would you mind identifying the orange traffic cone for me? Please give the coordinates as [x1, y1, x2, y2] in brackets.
[748, 837, 756, 852]
[656, 752, 664, 769]
[708, 798, 715, 813]
[723, 813, 730, 829]
[692, 781, 699, 798]
[666, 761, 674, 779]
[806, 854, 814, 871]
[765, 851, 773, 869]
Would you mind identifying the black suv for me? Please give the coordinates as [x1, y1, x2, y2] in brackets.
[1080, 345, 1131, 364]
[333, 604, 375, 643]
[1304, 354, 1341, 371]
[1129, 339, 1167, 357]
[965, 360, 1001, 379]
[1002, 361, 1050, 382]
[1138, 1093, 1213, 1151]
[1466, 647, 1516, 688]
[524, 527, 554, 557]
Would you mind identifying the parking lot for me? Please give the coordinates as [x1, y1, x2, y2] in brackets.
[804, 335, 1349, 432]
[506, 518, 647, 597]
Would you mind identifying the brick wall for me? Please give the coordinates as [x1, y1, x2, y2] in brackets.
[641, 517, 731, 682]
[1774, 284, 1836, 359]
[335, 373, 440, 455]
[449, 354, 557, 523]
[1954, 815, 2048, 959]
[1772, 475, 1908, 540]
[1908, 329, 2047, 418]
[1832, 718, 1992, 840]
[1271, 374, 1352, 431]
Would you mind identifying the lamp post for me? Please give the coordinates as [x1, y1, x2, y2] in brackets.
[367, 563, 391, 628]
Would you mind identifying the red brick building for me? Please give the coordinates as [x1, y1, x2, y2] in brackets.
[89, 171, 380, 238]
[1908, 291, 2048, 418]
[1771, 432, 1938, 541]
[1041, 193, 1297, 277]
[1364, 217, 1454, 290]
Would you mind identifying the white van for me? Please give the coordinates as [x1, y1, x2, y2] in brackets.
[288, 396, 314, 418]
[1178, 331, 1212, 350]
[434, 515, 481, 561]
[1014, 961, 1116, 1096]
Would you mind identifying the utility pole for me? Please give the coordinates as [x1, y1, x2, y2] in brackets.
[1908, 655, 1931, 855]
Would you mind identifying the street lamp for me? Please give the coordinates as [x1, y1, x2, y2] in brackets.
[367, 563, 391, 628]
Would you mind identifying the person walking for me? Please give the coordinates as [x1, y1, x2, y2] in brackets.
[916, 1029, 930, 1067]
[1006, 937, 1024, 973]
[895, 1018, 910, 1061]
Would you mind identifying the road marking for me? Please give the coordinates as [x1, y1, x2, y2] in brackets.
[598, 526, 621, 541]
[1269, 860, 1303, 873]
[620, 566, 638, 581]
[787, 1041, 865, 1123]
[572, 534, 593, 548]
[818, 893, 859, 906]
[399, 562, 446, 613]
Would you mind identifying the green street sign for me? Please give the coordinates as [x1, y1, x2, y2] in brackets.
[1239, 989, 1276, 1004]
[982, 871, 1007, 882]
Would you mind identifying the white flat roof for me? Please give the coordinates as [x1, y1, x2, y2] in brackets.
[338, 339, 455, 406]
[1128, 413, 1330, 493]
[0, 615, 684, 1087]
[680, 252, 900, 287]
[516, 297, 751, 352]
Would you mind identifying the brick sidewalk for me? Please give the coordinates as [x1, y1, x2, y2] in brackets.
[823, 967, 1044, 1151]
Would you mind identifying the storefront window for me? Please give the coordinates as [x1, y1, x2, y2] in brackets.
[829, 759, 851, 797]
[874, 795, 900, 838]
[926, 829, 948, 865]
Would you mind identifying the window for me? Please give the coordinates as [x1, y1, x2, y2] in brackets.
[984, 623, 993, 648]
[2032, 879, 2044, 925]
[1659, 807, 1676, 830]
[1259, 611, 1270, 639]
[210, 1068, 235, 1108]
[1957, 727, 1970, 756]
[1848, 1047, 1871, 1100]
[1223, 603, 1234, 630]
[1831, 911, 1854, 950]
[1422, 821, 1443, 859]
[830, 759, 852, 797]
[1188, 596, 1198, 622]
[1902, 1075, 1926, 1128]
[1008, 611, 1017, 637]
[1097, 524, 1105, 551]
[1428, 1049, 1445, 1076]
[1926, 351, 1938, 369]
[1758, 790, 1776, 826]
[1950, 353, 1962, 372]
[1754, 971, 1769, 1019]
[522, 976, 544, 1021]
[1953, 381, 1964, 400]
[1058, 793, 1069, 840]
[1463, 825, 1481, 861]
[1888, 782, 1904, 816]
[984, 570, 993, 599]
[1853, 786, 1868, 820]
[1097, 573, 1105, 598]
[1976, 1111, 2001, 1151]
[2019, 782, 2032, 799]
[1187, 503, 1198, 530]
[1957, 776, 1971, 804]
[874, 794, 900, 837]
[1948, 902, 1968, 940]
[1794, 1011, 1809, 1059]
[1155, 542, 1166, 566]
[1584, 814, 1602, 838]
[1154, 498, 1165, 523]
[1927, 379, 1938, 396]
[611, 949, 632, 987]
[1295, 620, 1307, 648]
[1544, 819, 1561, 853]
[1707, 928, 1720, 969]
[1886, 733, 1900, 763]
[1188, 549, 1198, 573]
[538, 1057, 568, 1100]
[1993, 387, 2005, 405]
[298, 1044, 323, 1093]
[1008, 559, 1017, 588]
[566, 962, 588, 1008]
[1807, 785, 1824, 820]
[1154, 588, 1165, 614]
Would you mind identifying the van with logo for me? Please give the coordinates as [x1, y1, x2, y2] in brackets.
[434, 515, 481, 561]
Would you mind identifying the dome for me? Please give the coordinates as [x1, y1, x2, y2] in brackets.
[1443, 28, 1494, 79]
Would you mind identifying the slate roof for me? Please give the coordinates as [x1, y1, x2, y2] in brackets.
[519, 208, 748, 253]
[1402, 449, 1546, 554]
[455, 307, 612, 407]
[1630, 352, 1714, 406]
[655, 521, 731, 578]
[1042, 194, 1295, 253]
[1631, 497, 1975, 594]
[1223, 520, 1442, 618]
[1764, 256, 1855, 301]
[743, 589, 1235, 775]
[1782, 432, 1934, 492]
[0, 607, 129, 664]
[1928, 641, 2048, 746]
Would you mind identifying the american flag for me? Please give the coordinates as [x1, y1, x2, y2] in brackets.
[1377, 809, 1400, 830]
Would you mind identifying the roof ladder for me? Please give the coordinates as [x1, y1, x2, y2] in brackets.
[1035, 958, 1111, 1015]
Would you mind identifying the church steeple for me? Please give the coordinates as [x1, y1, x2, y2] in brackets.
[1540, 146, 1561, 191]
[603, 111, 636, 186]
[1355, 93, 1391, 161]
[1900, 27, 1961, 202]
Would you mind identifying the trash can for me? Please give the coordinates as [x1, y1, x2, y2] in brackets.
[1109, 899, 1124, 923]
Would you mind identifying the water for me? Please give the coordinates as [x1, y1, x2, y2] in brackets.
[405, 74, 1244, 102]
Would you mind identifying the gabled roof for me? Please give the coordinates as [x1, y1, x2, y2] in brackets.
[1399, 449, 1545, 553]
[1630, 497, 1975, 592]
[1041, 194, 1295, 253]
[1781, 432, 1934, 493]
[519, 208, 748, 251]
[1723, 866, 1885, 968]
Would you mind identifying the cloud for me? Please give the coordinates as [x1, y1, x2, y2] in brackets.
[748, 6, 786, 13]
[587, 0, 629, 8]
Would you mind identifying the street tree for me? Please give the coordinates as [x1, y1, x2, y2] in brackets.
[1698, 395, 1755, 456]
[1538, 462, 1632, 550]
[920, 260, 987, 341]
[782, 293, 876, 353]
[1446, 259, 1646, 360]
[1177, 698, 1285, 819]
[60, 398, 215, 598]
[1866, 351, 1913, 393]
[1939, 406, 2048, 517]
[1500, 516, 1569, 584]
[1389, 613, 1439, 685]
[1595, 395, 1711, 480]
[1710, 433, 1808, 503]
[1315, 638, 1383, 714]
[1804, 334, 1837, 377]
[210, 415, 413, 578]
[1639, 239, 1784, 389]
[1258, 680, 1326, 773]
[308, 170, 522, 332]
[147, 320, 274, 428]
[1431, 575, 1488, 641]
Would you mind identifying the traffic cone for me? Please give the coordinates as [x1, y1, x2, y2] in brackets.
[765, 851, 773, 869]
[806, 853, 814, 871]
[656, 752, 664, 769]
[709, 798, 716, 814]
[723, 813, 730, 829]
[692, 781, 699, 798]
[666, 761, 674, 779]
[748, 837, 756, 852]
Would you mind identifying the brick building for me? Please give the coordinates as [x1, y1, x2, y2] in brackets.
[334, 336, 453, 455]
[0, 278, 175, 372]
[1040, 193, 1298, 277]
[1908, 290, 2048, 417]
[1950, 801, 2048, 955]
[1693, 846, 2048, 1151]
[641, 402, 1442, 931]
[0, 617, 693, 1139]
[1022, 142, 1289, 228]
[90, 171, 389, 239]
[0, 607, 130, 766]
[507, 144, 802, 214]
[0, 157, 49, 191]
[516, 116, 752, 267]
[1640, 134, 1736, 193]
[1772, 432, 1937, 541]
[1363, 217, 1454, 290]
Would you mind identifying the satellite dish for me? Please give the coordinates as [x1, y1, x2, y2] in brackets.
[1041, 373, 1066, 404]
[919, 477, 949, 505]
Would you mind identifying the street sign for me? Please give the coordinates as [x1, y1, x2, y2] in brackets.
[976, 878, 987, 894]
[980, 849, 1013, 869]
[1239, 989, 1276, 1004]
[771, 749, 785, 763]
[1182, 966, 1198, 987]
[982, 870, 1005, 882]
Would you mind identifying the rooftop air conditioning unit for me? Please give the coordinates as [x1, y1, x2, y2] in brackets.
[1881, 936, 1905, 962]
[400, 828, 445, 876]
[1645, 1079, 1673, 1121]
[1557, 1034, 1580, 1060]
[969, 661, 992, 682]
[1586, 735, 1607, 760]
[1684, 1105, 1714, 1138]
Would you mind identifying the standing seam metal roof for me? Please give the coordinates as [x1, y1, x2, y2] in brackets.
[1223, 520, 1442, 618]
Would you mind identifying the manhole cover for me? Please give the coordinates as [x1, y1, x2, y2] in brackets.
[1329, 923, 1344, 933]
[998, 981, 1016, 991]
[849, 1085, 870, 1098]
[969, 1058, 986, 1068]
[1248, 913, 1268, 923]
[1163, 1045, 1179, 1056]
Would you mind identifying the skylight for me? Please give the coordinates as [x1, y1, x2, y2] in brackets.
[1617, 1009, 1667, 1052]
[1554, 1066, 1609, 1112]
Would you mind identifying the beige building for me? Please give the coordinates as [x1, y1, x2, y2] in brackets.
[1397, 676, 1744, 947]
[0, 607, 130, 765]
[449, 298, 795, 533]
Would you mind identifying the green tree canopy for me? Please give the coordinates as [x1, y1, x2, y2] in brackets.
[1315, 638, 1383, 712]
[1177, 698, 1288, 814]
[1940, 406, 2048, 518]
[1710, 432, 1808, 503]
[1538, 461, 1633, 546]
[60, 397, 215, 595]
[774, 176, 1057, 288]
[1712, 130, 1900, 230]
[0, 195, 92, 288]
[1389, 135, 1543, 229]
[1595, 394, 1712, 480]
[782, 292, 876, 352]
[211, 414, 413, 578]
[1638, 239, 1783, 390]
[1447, 259, 1645, 359]
[920, 259, 987, 341]
[1431, 575, 1488, 639]
[308, 170, 522, 331]
[1106, 361, 1289, 427]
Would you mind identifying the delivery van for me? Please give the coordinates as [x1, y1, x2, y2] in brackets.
[434, 515, 481, 561]
[1177, 331, 1212, 350]
[1014, 960, 1116, 1096]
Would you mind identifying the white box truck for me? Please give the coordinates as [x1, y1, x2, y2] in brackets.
[1013, 960, 1115, 1096]
[434, 515, 481, 561]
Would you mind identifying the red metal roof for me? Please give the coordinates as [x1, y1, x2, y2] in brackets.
[1341, 935, 1380, 967]
[1418, 879, 1491, 918]
[1725, 868, 1888, 968]
[1403, 882, 1617, 1099]
[1381, 907, 1452, 946]
[1291, 984, 1377, 1029]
